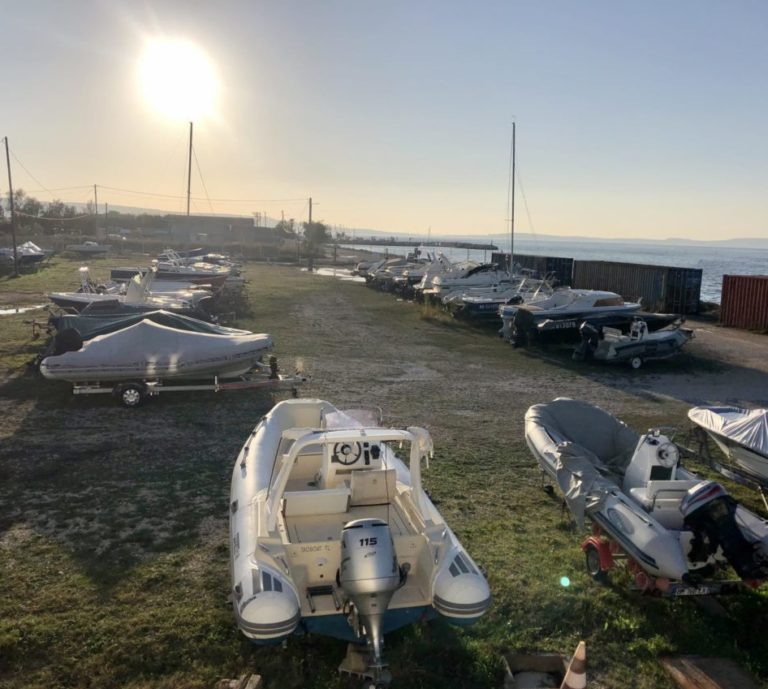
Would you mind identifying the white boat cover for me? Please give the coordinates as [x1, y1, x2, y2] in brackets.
[40, 319, 272, 382]
[688, 407, 768, 459]
[525, 399, 639, 525]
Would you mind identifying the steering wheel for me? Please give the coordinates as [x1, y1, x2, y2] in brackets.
[657, 443, 680, 468]
[332, 442, 363, 466]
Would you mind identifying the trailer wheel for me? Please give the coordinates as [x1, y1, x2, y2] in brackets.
[629, 356, 643, 370]
[585, 543, 610, 585]
[115, 383, 145, 408]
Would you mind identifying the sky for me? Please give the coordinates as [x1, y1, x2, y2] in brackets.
[2, 0, 767, 240]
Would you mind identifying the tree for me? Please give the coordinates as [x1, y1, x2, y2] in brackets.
[274, 219, 296, 235]
[303, 221, 329, 246]
[302, 221, 329, 270]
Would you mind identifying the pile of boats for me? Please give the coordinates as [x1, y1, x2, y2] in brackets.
[356, 252, 694, 368]
[36, 250, 303, 406]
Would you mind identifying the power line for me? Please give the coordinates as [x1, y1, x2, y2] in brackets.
[9, 148, 56, 196]
[15, 210, 91, 221]
[97, 184, 307, 204]
[18, 185, 92, 195]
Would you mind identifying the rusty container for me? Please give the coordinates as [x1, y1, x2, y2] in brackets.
[720, 274, 768, 330]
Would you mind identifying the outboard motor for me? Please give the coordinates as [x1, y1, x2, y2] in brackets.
[682, 481, 768, 580]
[52, 328, 84, 355]
[338, 518, 405, 678]
[573, 321, 600, 361]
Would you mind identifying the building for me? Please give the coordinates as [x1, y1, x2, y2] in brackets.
[165, 215, 255, 242]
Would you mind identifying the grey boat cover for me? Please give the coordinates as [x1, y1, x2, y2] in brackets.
[688, 407, 768, 459]
[40, 319, 272, 382]
[525, 399, 639, 525]
[52, 310, 249, 340]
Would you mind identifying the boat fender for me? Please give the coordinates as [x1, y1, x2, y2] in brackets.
[682, 481, 768, 580]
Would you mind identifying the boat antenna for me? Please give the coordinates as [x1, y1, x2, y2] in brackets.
[507, 121, 516, 273]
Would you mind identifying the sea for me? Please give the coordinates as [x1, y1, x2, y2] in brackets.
[343, 237, 768, 304]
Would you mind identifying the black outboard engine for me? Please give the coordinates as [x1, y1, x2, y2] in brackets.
[573, 321, 600, 361]
[52, 328, 84, 355]
[682, 481, 768, 580]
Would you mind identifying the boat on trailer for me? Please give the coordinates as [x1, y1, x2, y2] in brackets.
[574, 317, 694, 368]
[38, 319, 277, 407]
[525, 398, 768, 594]
[229, 399, 490, 685]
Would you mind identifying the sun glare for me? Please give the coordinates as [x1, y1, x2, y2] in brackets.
[139, 38, 218, 121]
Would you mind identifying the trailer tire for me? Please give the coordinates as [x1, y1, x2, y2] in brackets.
[115, 383, 145, 408]
[629, 356, 643, 370]
[585, 543, 610, 585]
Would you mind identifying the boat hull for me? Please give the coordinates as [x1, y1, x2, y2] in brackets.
[110, 267, 229, 287]
[704, 431, 768, 485]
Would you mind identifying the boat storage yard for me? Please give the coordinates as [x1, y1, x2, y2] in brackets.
[1, 251, 768, 689]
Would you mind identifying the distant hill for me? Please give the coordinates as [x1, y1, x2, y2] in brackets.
[349, 227, 768, 249]
[58, 202, 766, 248]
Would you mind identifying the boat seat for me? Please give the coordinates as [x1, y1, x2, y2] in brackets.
[628, 479, 700, 512]
[349, 469, 396, 506]
[282, 485, 351, 517]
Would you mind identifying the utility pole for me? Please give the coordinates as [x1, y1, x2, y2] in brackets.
[4, 137, 19, 277]
[509, 121, 516, 272]
[94, 184, 99, 237]
[186, 121, 193, 216]
[307, 197, 313, 270]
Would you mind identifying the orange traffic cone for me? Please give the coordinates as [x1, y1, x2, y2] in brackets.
[560, 640, 586, 689]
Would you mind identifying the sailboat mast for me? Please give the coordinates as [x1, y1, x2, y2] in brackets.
[186, 121, 193, 217]
[509, 121, 516, 272]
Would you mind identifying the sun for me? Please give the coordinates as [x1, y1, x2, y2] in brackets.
[138, 38, 218, 121]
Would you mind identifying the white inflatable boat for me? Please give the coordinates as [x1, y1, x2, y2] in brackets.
[525, 399, 768, 592]
[229, 399, 490, 683]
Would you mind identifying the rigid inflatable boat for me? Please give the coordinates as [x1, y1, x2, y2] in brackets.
[525, 399, 768, 592]
[574, 318, 693, 368]
[229, 399, 490, 683]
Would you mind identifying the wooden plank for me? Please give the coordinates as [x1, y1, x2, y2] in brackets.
[661, 657, 759, 689]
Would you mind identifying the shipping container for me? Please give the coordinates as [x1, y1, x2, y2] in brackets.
[492, 252, 574, 287]
[720, 275, 768, 330]
[571, 260, 702, 314]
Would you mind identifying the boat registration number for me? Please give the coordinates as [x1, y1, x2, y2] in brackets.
[668, 584, 717, 596]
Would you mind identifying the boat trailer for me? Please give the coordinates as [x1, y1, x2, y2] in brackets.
[581, 524, 758, 596]
[70, 356, 308, 407]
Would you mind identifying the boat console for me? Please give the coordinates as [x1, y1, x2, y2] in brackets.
[624, 431, 701, 528]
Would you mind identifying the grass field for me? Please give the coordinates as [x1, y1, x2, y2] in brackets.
[1, 255, 767, 689]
